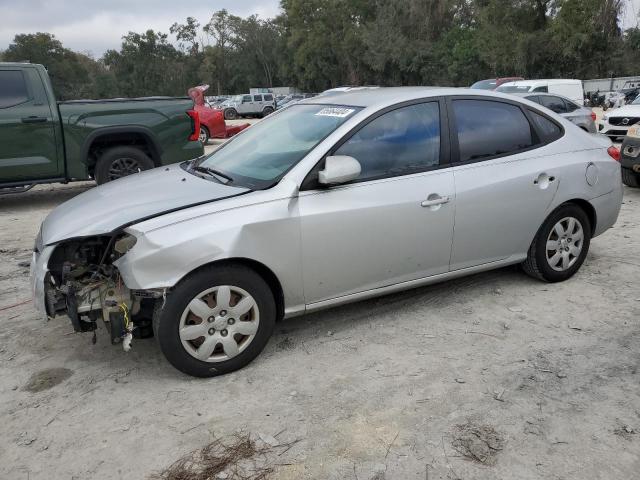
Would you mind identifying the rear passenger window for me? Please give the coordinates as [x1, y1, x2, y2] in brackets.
[564, 100, 579, 112]
[0, 70, 29, 108]
[253, 95, 262, 102]
[528, 110, 563, 142]
[335, 102, 441, 181]
[452, 100, 534, 162]
[540, 95, 567, 114]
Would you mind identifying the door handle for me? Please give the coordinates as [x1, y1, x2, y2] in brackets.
[21, 116, 48, 124]
[421, 195, 450, 207]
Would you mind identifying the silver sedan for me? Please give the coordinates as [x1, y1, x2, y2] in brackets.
[510, 92, 598, 133]
[31, 88, 623, 377]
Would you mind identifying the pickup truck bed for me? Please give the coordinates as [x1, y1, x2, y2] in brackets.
[0, 63, 204, 190]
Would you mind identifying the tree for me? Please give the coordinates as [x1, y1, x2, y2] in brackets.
[3, 33, 94, 99]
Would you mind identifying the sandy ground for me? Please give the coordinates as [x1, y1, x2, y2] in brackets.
[1, 116, 639, 479]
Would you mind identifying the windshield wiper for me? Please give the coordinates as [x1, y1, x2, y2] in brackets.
[192, 165, 234, 183]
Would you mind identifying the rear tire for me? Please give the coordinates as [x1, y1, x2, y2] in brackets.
[94, 146, 154, 185]
[522, 204, 591, 283]
[224, 108, 238, 120]
[155, 265, 276, 377]
[622, 168, 640, 188]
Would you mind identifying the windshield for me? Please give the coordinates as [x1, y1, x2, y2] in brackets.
[193, 104, 361, 189]
[230, 95, 243, 102]
[496, 85, 532, 93]
[470, 79, 497, 90]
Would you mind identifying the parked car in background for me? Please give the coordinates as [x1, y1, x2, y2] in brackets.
[470, 77, 524, 90]
[188, 85, 250, 144]
[510, 93, 597, 133]
[32, 87, 622, 377]
[497, 79, 584, 105]
[220, 93, 276, 120]
[276, 93, 304, 109]
[0, 63, 203, 190]
[620, 125, 640, 187]
[598, 95, 640, 140]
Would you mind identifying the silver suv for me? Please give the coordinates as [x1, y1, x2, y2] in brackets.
[221, 93, 275, 120]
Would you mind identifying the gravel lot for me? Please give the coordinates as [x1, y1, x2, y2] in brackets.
[1, 116, 639, 479]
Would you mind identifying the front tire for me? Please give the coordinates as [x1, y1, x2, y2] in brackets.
[224, 108, 238, 120]
[155, 265, 276, 377]
[262, 107, 274, 117]
[522, 204, 591, 282]
[94, 146, 154, 185]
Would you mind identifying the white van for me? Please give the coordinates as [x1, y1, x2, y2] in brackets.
[496, 79, 584, 105]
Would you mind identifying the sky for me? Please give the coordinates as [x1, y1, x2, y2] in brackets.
[0, 0, 281, 57]
[0, 0, 639, 57]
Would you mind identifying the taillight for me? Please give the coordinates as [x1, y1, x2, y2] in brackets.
[607, 146, 621, 162]
[590, 111, 596, 121]
[187, 110, 200, 141]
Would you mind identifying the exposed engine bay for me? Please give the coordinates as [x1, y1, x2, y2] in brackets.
[44, 233, 158, 349]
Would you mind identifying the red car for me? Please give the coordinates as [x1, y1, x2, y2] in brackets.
[188, 85, 250, 144]
[470, 77, 524, 90]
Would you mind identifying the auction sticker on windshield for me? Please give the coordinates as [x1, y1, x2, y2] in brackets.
[315, 107, 355, 118]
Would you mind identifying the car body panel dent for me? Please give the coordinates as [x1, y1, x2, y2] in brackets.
[115, 195, 306, 314]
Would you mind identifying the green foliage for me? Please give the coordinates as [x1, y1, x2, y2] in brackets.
[2, 1, 639, 99]
[3, 33, 95, 99]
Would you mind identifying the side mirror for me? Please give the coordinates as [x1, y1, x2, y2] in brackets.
[319, 155, 361, 185]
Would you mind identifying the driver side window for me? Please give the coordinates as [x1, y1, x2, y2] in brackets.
[334, 102, 441, 182]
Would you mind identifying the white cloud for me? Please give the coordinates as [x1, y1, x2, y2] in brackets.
[0, 0, 281, 56]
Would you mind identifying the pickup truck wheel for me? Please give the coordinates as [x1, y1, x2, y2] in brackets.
[94, 147, 154, 184]
[224, 108, 238, 120]
[199, 126, 210, 145]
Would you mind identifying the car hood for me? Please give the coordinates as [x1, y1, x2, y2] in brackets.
[606, 105, 640, 118]
[41, 163, 249, 245]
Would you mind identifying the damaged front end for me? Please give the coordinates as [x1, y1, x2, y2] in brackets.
[38, 232, 159, 349]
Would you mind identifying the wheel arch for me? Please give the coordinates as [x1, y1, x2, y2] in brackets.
[82, 126, 163, 173]
[180, 257, 286, 322]
[563, 198, 597, 235]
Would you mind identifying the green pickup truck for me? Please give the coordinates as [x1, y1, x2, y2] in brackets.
[0, 62, 204, 191]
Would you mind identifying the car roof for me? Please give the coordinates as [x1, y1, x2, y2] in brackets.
[299, 86, 529, 109]
[499, 79, 581, 87]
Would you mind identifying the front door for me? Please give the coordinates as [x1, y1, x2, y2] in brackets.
[447, 98, 560, 270]
[298, 101, 456, 305]
[0, 66, 60, 183]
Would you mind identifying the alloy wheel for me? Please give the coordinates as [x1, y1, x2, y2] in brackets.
[179, 285, 260, 363]
[108, 157, 142, 180]
[545, 217, 584, 272]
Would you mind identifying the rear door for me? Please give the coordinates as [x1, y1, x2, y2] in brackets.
[447, 98, 560, 271]
[298, 100, 456, 305]
[0, 66, 60, 183]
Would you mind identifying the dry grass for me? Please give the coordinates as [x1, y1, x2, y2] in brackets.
[149, 434, 273, 480]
